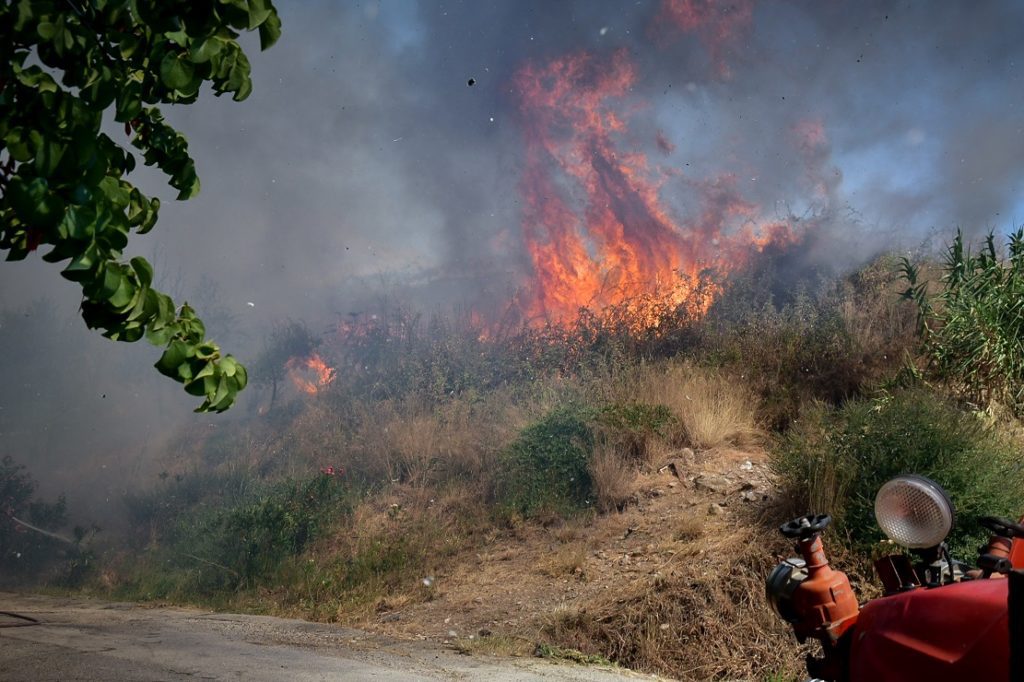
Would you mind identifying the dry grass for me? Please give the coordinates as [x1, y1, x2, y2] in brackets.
[623, 362, 761, 450]
[673, 512, 705, 542]
[536, 542, 589, 578]
[589, 444, 638, 513]
[549, 519, 588, 544]
[541, 525, 806, 681]
[338, 392, 529, 489]
[451, 634, 536, 658]
[839, 255, 920, 362]
[772, 401, 851, 521]
[269, 483, 494, 625]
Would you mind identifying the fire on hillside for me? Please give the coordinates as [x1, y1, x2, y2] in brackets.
[286, 352, 336, 395]
[512, 46, 808, 330]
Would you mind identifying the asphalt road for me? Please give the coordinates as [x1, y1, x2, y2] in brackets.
[0, 593, 655, 681]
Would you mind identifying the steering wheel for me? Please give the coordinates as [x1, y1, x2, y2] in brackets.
[780, 514, 832, 539]
[979, 516, 1024, 538]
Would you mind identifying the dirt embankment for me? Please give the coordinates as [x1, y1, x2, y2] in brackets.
[355, 447, 801, 680]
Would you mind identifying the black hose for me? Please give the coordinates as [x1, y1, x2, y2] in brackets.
[0, 610, 40, 628]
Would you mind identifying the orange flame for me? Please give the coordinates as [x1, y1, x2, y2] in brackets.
[512, 48, 797, 329]
[286, 352, 336, 395]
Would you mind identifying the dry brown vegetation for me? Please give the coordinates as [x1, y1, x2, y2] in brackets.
[623, 362, 762, 450]
[101, 254, 935, 681]
[541, 526, 804, 680]
[588, 444, 638, 513]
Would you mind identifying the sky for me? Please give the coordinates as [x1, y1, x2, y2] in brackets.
[2, 0, 1024, 515]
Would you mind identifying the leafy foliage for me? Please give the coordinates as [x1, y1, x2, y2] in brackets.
[902, 229, 1024, 415]
[495, 406, 596, 518]
[124, 471, 354, 596]
[773, 389, 1024, 557]
[595, 402, 674, 461]
[0, 1, 282, 411]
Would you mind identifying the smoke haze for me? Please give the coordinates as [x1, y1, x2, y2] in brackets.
[2, 0, 1023, 519]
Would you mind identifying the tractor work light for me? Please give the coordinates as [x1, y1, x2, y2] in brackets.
[874, 475, 955, 550]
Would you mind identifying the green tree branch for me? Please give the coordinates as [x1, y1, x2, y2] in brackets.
[0, 0, 282, 412]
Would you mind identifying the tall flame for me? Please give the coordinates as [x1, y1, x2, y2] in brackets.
[513, 48, 797, 328]
[286, 352, 336, 395]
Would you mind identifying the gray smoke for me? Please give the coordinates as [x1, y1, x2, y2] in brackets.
[2, 0, 1023, 521]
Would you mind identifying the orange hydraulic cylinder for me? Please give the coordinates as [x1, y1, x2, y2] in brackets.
[791, 534, 860, 642]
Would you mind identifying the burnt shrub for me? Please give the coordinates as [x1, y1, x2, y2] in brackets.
[773, 388, 1024, 557]
[699, 254, 916, 429]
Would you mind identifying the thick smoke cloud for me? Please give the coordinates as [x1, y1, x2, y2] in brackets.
[2, 0, 1023, 520]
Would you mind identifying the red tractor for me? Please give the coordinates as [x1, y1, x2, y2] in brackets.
[766, 474, 1023, 681]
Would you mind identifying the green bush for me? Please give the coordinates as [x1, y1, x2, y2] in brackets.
[903, 228, 1024, 415]
[215, 474, 355, 587]
[495, 406, 596, 518]
[123, 471, 356, 597]
[773, 388, 1024, 557]
[595, 402, 675, 462]
[122, 468, 258, 540]
[0, 455, 71, 581]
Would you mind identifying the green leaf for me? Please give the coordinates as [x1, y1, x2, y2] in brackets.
[114, 80, 143, 122]
[194, 361, 216, 380]
[246, 0, 273, 29]
[258, 11, 282, 50]
[190, 36, 224, 63]
[37, 21, 58, 39]
[160, 52, 196, 91]
[234, 362, 248, 389]
[155, 340, 191, 378]
[33, 137, 67, 177]
[130, 257, 154, 288]
[220, 355, 238, 376]
[62, 246, 97, 281]
[109, 276, 135, 309]
[139, 197, 160, 233]
[211, 375, 231, 407]
[8, 176, 65, 228]
[184, 374, 216, 397]
[164, 29, 189, 47]
[82, 65, 117, 109]
[4, 128, 33, 161]
[58, 205, 94, 240]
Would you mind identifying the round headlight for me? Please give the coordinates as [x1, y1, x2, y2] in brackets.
[874, 475, 955, 549]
